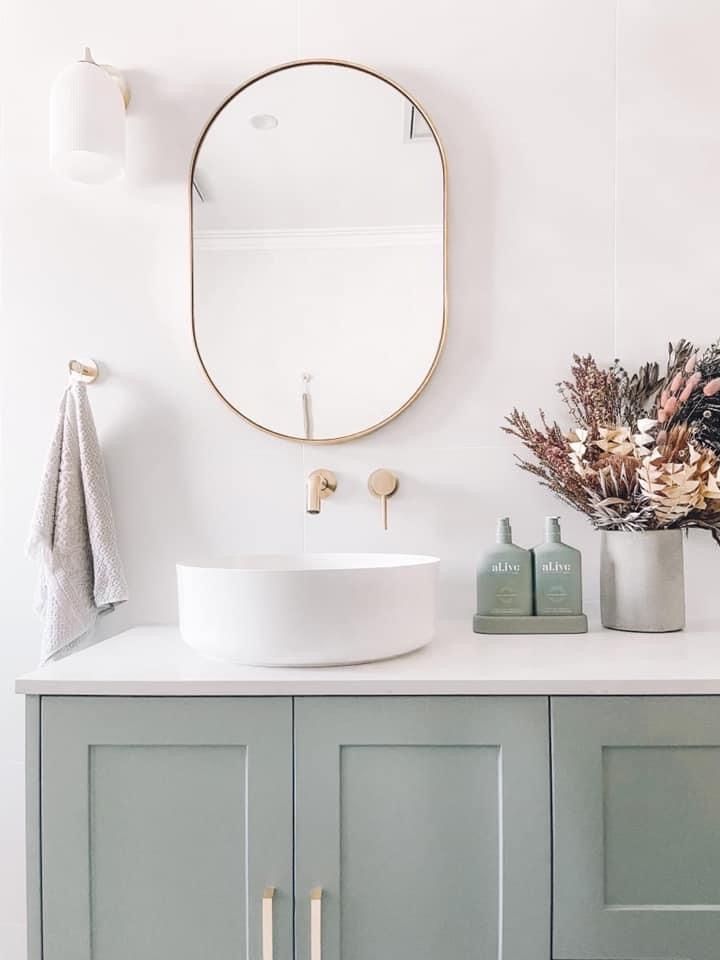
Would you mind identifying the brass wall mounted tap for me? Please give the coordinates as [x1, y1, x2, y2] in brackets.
[306, 469, 337, 514]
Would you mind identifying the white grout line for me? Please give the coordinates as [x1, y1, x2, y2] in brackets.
[613, 0, 620, 359]
[301, 441, 307, 553]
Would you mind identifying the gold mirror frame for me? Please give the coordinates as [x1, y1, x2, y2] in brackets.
[189, 58, 448, 444]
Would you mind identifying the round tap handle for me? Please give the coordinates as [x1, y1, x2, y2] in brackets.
[368, 469, 399, 530]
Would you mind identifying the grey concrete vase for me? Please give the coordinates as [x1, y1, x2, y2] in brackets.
[600, 529, 685, 632]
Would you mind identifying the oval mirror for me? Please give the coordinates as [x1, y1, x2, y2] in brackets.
[191, 60, 446, 442]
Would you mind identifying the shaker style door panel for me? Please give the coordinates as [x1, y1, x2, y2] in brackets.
[294, 696, 551, 960]
[41, 697, 293, 960]
[552, 696, 720, 960]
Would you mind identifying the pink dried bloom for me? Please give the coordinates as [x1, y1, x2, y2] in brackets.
[670, 372, 683, 393]
[664, 395, 679, 415]
[679, 373, 701, 403]
[703, 377, 720, 397]
[685, 354, 698, 374]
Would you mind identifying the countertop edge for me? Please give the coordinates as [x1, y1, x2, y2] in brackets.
[15, 679, 720, 696]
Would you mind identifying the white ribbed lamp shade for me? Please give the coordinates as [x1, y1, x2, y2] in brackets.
[50, 48, 127, 184]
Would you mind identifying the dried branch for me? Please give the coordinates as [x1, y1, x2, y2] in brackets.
[557, 355, 622, 437]
[610, 358, 663, 426]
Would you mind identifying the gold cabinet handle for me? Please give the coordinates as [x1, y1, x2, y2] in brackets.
[310, 887, 323, 960]
[262, 887, 275, 960]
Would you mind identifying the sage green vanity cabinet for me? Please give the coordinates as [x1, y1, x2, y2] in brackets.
[294, 696, 551, 960]
[34, 691, 720, 960]
[38, 697, 294, 960]
[552, 696, 720, 960]
[30, 695, 551, 960]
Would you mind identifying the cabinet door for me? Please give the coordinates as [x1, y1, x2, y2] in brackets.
[41, 697, 293, 960]
[294, 696, 550, 960]
[553, 696, 720, 960]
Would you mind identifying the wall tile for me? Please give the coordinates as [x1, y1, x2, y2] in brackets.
[298, 0, 616, 444]
[0, 924, 25, 960]
[615, 137, 720, 363]
[0, 763, 26, 930]
[617, 0, 720, 139]
[616, 0, 720, 364]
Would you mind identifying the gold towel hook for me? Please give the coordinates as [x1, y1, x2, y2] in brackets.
[68, 358, 99, 384]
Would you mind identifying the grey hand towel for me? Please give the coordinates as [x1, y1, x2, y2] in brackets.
[27, 382, 128, 662]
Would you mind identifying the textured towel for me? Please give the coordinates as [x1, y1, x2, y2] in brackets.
[27, 383, 128, 662]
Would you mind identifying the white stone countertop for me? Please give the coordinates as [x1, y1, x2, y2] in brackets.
[14, 620, 720, 696]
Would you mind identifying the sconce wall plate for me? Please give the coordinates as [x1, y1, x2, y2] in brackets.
[99, 62, 131, 109]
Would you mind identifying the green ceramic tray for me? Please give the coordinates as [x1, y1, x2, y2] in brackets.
[472, 613, 588, 635]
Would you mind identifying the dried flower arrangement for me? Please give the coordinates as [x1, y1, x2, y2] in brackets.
[504, 340, 720, 543]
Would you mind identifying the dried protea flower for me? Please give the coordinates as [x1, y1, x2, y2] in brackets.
[594, 427, 635, 457]
[633, 418, 658, 454]
[657, 424, 691, 462]
[594, 455, 640, 501]
[688, 445, 720, 511]
[567, 428, 590, 475]
[639, 455, 702, 525]
[585, 489, 655, 531]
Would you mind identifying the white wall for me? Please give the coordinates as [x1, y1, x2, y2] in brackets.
[1, 1, 720, 954]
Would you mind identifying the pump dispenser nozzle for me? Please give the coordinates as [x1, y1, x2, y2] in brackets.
[545, 516, 562, 543]
[496, 517, 513, 544]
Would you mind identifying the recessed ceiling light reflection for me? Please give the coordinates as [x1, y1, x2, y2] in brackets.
[249, 114, 279, 130]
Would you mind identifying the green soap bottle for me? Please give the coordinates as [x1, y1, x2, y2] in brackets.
[532, 517, 583, 615]
[476, 518, 533, 617]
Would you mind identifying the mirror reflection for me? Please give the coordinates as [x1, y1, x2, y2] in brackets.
[192, 61, 445, 442]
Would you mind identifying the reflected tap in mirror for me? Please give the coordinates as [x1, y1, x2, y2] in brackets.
[301, 372, 313, 440]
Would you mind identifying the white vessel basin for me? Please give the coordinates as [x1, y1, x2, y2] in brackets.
[177, 553, 439, 666]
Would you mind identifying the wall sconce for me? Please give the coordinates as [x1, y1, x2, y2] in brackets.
[49, 47, 131, 184]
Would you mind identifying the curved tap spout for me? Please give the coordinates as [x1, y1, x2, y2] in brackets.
[306, 469, 337, 515]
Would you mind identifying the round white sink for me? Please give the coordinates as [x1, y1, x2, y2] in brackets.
[177, 553, 439, 666]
